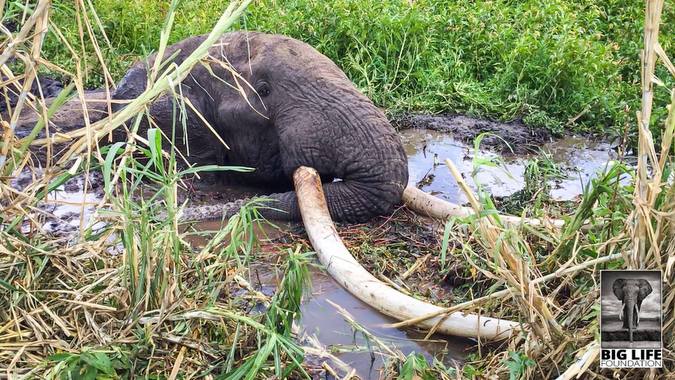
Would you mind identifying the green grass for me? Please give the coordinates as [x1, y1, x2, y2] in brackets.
[6, 0, 671, 135]
[1, 1, 674, 378]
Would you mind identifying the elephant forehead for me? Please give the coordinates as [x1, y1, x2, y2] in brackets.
[211, 32, 342, 76]
[622, 279, 645, 287]
[617, 281, 652, 301]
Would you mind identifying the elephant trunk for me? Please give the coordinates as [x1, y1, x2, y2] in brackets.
[624, 299, 637, 343]
[259, 175, 406, 223]
[269, 96, 408, 222]
[628, 305, 633, 343]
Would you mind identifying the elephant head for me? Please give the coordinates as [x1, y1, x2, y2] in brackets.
[612, 278, 652, 342]
[112, 31, 409, 222]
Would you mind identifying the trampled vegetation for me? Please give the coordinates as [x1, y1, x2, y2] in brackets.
[1, 0, 674, 379]
[6, 0, 675, 134]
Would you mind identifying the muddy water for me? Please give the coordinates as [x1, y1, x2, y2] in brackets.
[401, 129, 618, 203]
[274, 266, 467, 378]
[299, 269, 468, 377]
[189, 220, 469, 378]
[21, 124, 619, 376]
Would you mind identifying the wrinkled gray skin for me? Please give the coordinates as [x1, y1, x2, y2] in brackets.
[612, 278, 652, 342]
[112, 31, 408, 222]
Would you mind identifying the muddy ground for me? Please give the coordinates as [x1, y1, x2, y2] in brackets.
[392, 113, 553, 154]
[4, 87, 621, 377]
[6, 101, 619, 237]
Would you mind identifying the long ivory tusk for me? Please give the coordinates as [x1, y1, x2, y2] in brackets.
[293, 166, 519, 340]
[635, 304, 640, 325]
[619, 302, 624, 320]
[402, 186, 565, 229]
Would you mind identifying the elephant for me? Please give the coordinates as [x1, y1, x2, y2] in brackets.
[110, 31, 408, 222]
[612, 278, 652, 342]
[7, 31, 409, 222]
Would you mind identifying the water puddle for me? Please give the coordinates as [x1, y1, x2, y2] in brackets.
[294, 268, 468, 377]
[275, 264, 468, 377]
[187, 219, 468, 377]
[401, 128, 618, 203]
[12, 124, 620, 376]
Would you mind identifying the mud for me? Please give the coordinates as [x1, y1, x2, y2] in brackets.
[9, 169, 105, 237]
[6, 112, 622, 376]
[393, 113, 552, 154]
[0, 76, 64, 114]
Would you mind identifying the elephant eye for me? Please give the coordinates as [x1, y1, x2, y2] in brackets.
[256, 82, 270, 97]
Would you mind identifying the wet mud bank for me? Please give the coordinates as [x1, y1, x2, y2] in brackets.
[5, 111, 621, 377]
[392, 113, 552, 154]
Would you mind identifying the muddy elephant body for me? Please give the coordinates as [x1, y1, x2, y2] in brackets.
[111, 31, 408, 222]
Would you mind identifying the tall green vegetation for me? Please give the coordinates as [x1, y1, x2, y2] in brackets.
[7, 0, 672, 135]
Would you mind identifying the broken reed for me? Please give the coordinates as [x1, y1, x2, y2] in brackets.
[431, 1, 673, 378]
[1, 0, 673, 379]
[1, 1, 317, 378]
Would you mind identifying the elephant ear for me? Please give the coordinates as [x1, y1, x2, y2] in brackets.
[638, 279, 653, 301]
[612, 279, 626, 300]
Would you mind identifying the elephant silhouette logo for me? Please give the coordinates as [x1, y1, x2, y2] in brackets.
[612, 278, 652, 343]
[600, 270, 662, 368]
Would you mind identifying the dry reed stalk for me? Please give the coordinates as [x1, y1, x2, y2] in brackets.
[0, 0, 50, 171]
[632, 0, 665, 267]
[0, 0, 50, 68]
[555, 342, 600, 380]
[443, 158, 564, 343]
[326, 299, 401, 359]
[387, 252, 621, 329]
